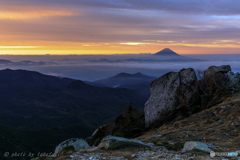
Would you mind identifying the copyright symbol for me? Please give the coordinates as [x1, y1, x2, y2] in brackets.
[210, 151, 215, 158]
[4, 152, 9, 157]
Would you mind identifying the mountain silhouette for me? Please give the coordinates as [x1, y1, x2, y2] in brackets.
[154, 48, 180, 56]
[93, 72, 156, 88]
[91, 72, 156, 99]
[113, 72, 154, 79]
[0, 69, 146, 129]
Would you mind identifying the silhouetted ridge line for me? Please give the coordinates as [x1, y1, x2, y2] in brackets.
[154, 48, 180, 56]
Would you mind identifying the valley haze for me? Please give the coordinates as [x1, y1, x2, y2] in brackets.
[0, 52, 240, 81]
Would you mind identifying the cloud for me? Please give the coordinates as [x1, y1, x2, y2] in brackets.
[0, 10, 77, 20]
[5, 0, 239, 16]
[119, 42, 150, 46]
[1, 54, 240, 81]
[1, 0, 240, 55]
[0, 46, 42, 49]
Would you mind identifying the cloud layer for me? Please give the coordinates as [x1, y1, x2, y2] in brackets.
[0, 0, 240, 54]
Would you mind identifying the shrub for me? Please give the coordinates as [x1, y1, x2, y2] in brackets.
[90, 123, 115, 146]
[196, 69, 230, 109]
[151, 140, 184, 151]
[90, 103, 145, 146]
[112, 103, 145, 138]
[57, 146, 75, 156]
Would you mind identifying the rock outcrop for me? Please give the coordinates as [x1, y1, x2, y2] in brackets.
[203, 65, 240, 92]
[98, 135, 150, 149]
[144, 65, 240, 127]
[53, 138, 90, 156]
[144, 68, 200, 127]
[182, 141, 212, 153]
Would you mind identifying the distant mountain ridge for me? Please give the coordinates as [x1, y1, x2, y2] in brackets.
[91, 72, 156, 99]
[154, 48, 181, 56]
[93, 72, 156, 88]
[114, 72, 152, 78]
[0, 69, 72, 88]
[0, 69, 146, 129]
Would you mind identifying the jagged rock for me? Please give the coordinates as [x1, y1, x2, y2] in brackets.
[144, 65, 240, 127]
[203, 65, 240, 92]
[98, 135, 150, 149]
[88, 124, 115, 146]
[53, 138, 90, 156]
[68, 145, 197, 160]
[85, 125, 106, 145]
[153, 134, 162, 138]
[182, 141, 212, 153]
[204, 65, 231, 76]
[144, 68, 200, 127]
[147, 143, 155, 147]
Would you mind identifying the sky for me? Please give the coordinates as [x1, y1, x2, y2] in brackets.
[1, 0, 240, 55]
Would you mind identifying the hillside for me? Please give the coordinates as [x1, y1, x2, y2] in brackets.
[0, 124, 92, 160]
[35, 94, 240, 160]
[137, 93, 240, 152]
[0, 69, 146, 129]
[35, 65, 240, 160]
[92, 72, 156, 98]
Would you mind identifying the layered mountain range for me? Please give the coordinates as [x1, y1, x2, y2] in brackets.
[0, 69, 149, 129]
[89, 72, 156, 98]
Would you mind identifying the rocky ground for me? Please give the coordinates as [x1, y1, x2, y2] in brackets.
[35, 66, 240, 160]
[47, 146, 236, 160]
[35, 93, 240, 160]
[137, 93, 240, 152]
[55, 94, 240, 160]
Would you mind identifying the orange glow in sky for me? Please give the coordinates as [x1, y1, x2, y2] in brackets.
[0, 1, 240, 55]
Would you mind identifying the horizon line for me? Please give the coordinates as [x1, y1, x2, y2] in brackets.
[0, 53, 240, 56]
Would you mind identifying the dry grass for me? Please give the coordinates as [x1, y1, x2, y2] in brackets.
[136, 93, 240, 152]
[104, 150, 134, 159]
[78, 147, 139, 159]
[77, 147, 100, 153]
[55, 156, 69, 160]
[36, 94, 240, 160]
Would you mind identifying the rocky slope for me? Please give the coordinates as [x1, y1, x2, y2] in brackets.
[145, 65, 240, 127]
[144, 68, 200, 127]
[138, 93, 240, 153]
[34, 93, 240, 160]
[33, 65, 240, 160]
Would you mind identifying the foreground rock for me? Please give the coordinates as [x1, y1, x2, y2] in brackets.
[53, 138, 90, 156]
[144, 68, 200, 127]
[68, 146, 201, 160]
[98, 135, 150, 149]
[182, 141, 212, 153]
[145, 65, 240, 127]
[203, 65, 240, 92]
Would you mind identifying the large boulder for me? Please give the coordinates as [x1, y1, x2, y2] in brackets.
[98, 135, 150, 149]
[203, 65, 240, 93]
[144, 65, 240, 127]
[204, 65, 231, 76]
[182, 141, 212, 153]
[144, 68, 200, 127]
[53, 138, 90, 156]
